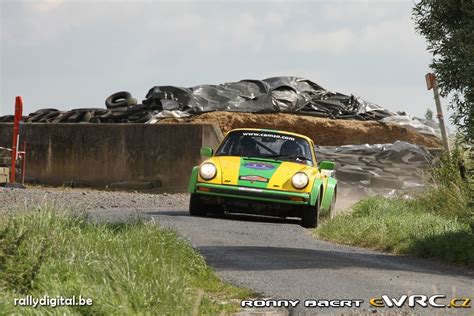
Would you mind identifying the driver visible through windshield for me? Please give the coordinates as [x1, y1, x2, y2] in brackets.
[215, 130, 314, 165]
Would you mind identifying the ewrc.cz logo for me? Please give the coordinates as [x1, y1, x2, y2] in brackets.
[370, 295, 471, 308]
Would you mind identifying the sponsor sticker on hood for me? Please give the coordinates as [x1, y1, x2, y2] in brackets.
[239, 175, 269, 183]
[243, 162, 275, 170]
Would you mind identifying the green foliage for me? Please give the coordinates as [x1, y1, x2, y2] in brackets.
[425, 108, 433, 121]
[417, 149, 471, 220]
[413, 0, 474, 141]
[0, 208, 250, 315]
[316, 196, 473, 267]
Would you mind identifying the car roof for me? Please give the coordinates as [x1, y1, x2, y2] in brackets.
[226, 128, 313, 144]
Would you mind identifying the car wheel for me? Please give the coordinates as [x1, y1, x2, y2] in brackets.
[301, 194, 320, 228]
[189, 193, 207, 217]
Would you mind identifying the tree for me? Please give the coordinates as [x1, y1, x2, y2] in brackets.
[413, 0, 474, 142]
[425, 108, 433, 121]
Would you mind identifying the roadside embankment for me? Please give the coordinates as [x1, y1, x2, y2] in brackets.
[0, 208, 251, 314]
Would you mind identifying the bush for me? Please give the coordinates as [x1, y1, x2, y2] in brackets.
[417, 149, 472, 222]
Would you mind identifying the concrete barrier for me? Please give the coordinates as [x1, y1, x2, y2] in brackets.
[0, 123, 223, 192]
[0, 167, 9, 183]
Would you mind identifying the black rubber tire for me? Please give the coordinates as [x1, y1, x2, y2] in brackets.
[208, 205, 225, 216]
[52, 112, 74, 123]
[301, 193, 321, 228]
[30, 108, 58, 115]
[81, 111, 93, 122]
[0, 115, 14, 122]
[65, 111, 85, 123]
[105, 91, 137, 110]
[39, 111, 62, 123]
[189, 193, 207, 217]
[128, 112, 152, 123]
[26, 113, 44, 122]
[27, 110, 57, 122]
[109, 106, 130, 113]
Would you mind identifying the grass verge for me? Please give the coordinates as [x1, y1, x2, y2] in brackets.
[0, 207, 251, 315]
[316, 148, 473, 268]
[315, 196, 473, 267]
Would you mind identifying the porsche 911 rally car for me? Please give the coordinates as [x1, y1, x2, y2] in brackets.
[188, 128, 337, 228]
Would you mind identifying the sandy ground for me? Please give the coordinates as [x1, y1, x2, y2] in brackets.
[158, 112, 441, 148]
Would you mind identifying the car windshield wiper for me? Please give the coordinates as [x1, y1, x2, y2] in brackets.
[268, 154, 311, 162]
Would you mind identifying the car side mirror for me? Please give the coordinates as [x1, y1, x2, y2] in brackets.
[319, 160, 334, 171]
[200, 147, 213, 157]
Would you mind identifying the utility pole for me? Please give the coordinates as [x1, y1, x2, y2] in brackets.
[425, 73, 450, 153]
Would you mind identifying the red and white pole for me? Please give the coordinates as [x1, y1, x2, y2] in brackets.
[10, 96, 23, 183]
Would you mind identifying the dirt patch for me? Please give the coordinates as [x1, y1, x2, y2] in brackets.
[157, 112, 441, 147]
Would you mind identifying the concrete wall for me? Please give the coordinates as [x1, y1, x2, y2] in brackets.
[0, 167, 9, 183]
[0, 123, 223, 192]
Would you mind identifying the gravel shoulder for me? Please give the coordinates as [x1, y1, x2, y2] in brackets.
[0, 186, 188, 212]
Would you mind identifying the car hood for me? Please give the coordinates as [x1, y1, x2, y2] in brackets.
[207, 156, 318, 192]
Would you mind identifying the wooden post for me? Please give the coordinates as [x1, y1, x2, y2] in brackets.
[425, 73, 450, 153]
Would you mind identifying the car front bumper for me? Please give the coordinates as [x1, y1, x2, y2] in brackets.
[194, 182, 310, 205]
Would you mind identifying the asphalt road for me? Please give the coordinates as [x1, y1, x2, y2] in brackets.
[136, 207, 474, 315]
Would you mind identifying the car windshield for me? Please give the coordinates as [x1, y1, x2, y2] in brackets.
[215, 130, 314, 165]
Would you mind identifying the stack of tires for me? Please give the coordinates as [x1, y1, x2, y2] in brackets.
[13, 91, 160, 124]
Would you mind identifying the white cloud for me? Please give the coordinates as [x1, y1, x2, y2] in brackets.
[32, 0, 64, 13]
[1, 0, 144, 46]
[286, 13, 427, 57]
[320, 0, 398, 23]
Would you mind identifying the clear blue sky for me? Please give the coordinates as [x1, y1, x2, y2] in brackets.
[0, 0, 452, 124]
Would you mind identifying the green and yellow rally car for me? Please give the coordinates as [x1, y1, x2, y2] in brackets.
[188, 128, 337, 228]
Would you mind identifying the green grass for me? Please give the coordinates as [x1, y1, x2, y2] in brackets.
[0, 207, 251, 315]
[316, 148, 473, 267]
[315, 196, 473, 267]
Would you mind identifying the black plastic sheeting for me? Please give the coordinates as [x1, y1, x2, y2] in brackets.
[317, 141, 434, 195]
[143, 76, 394, 120]
[0, 76, 396, 124]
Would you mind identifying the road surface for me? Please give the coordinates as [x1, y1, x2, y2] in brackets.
[137, 208, 473, 315]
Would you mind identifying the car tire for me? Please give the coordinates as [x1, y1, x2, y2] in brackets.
[105, 91, 137, 110]
[189, 193, 207, 217]
[209, 205, 225, 216]
[301, 193, 321, 228]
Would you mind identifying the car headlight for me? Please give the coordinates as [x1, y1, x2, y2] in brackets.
[199, 162, 217, 180]
[291, 172, 309, 189]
